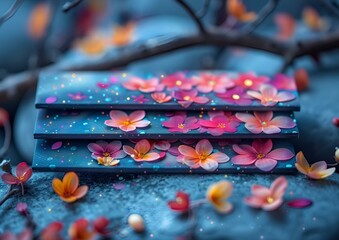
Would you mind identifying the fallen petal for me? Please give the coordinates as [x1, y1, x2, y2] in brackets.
[287, 198, 313, 208]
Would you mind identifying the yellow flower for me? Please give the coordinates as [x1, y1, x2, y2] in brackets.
[295, 151, 335, 180]
[206, 181, 233, 213]
[97, 157, 120, 167]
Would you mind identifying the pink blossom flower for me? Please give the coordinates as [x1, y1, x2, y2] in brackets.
[232, 139, 294, 172]
[247, 84, 295, 106]
[151, 92, 172, 103]
[162, 115, 200, 133]
[87, 141, 126, 166]
[177, 139, 229, 171]
[172, 89, 209, 108]
[235, 111, 296, 134]
[123, 139, 161, 162]
[41, 222, 63, 240]
[199, 111, 240, 136]
[193, 73, 234, 93]
[104, 110, 150, 132]
[295, 151, 335, 180]
[68, 92, 87, 100]
[233, 72, 269, 90]
[132, 95, 150, 104]
[122, 77, 164, 93]
[1, 162, 32, 185]
[271, 74, 296, 90]
[96, 82, 110, 89]
[215, 87, 252, 106]
[161, 72, 196, 90]
[1, 229, 33, 240]
[244, 176, 288, 211]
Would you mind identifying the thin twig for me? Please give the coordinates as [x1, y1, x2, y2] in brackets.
[0, 188, 20, 206]
[243, 0, 280, 34]
[175, 0, 207, 33]
[0, 0, 23, 27]
[197, 0, 211, 19]
[63, 0, 83, 13]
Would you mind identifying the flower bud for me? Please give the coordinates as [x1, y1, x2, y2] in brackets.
[335, 148, 339, 163]
[128, 214, 145, 232]
[0, 159, 12, 174]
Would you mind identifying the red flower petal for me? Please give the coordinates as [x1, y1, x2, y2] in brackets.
[287, 198, 313, 208]
[168, 191, 190, 213]
[1, 173, 20, 185]
[93, 217, 111, 236]
[51, 141, 63, 150]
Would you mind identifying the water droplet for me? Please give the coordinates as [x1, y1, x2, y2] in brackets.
[47, 157, 53, 161]
[49, 164, 56, 169]
[70, 146, 77, 151]
[286, 164, 293, 168]
[83, 122, 88, 126]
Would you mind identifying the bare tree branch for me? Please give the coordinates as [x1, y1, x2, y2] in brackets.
[0, 0, 23, 27]
[175, 0, 207, 33]
[63, 0, 83, 13]
[243, 0, 280, 33]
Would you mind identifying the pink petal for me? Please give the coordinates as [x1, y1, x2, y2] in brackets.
[185, 116, 198, 125]
[168, 147, 180, 156]
[235, 113, 258, 124]
[122, 80, 139, 91]
[261, 85, 278, 98]
[244, 196, 264, 208]
[270, 116, 296, 128]
[262, 198, 283, 211]
[252, 139, 272, 154]
[266, 148, 294, 160]
[51, 141, 63, 150]
[195, 139, 213, 156]
[254, 111, 273, 122]
[197, 85, 213, 93]
[208, 128, 225, 136]
[119, 124, 136, 132]
[276, 92, 296, 102]
[287, 198, 313, 208]
[178, 100, 192, 108]
[182, 158, 200, 168]
[112, 150, 127, 159]
[262, 125, 281, 134]
[270, 176, 288, 199]
[255, 158, 277, 172]
[199, 119, 217, 128]
[231, 155, 256, 165]
[123, 145, 137, 156]
[232, 144, 257, 155]
[106, 141, 122, 153]
[154, 141, 171, 151]
[16, 162, 32, 181]
[1, 173, 20, 184]
[129, 111, 146, 122]
[178, 145, 199, 159]
[244, 123, 263, 134]
[251, 185, 270, 197]
[200, 159, 218, 171]
[309, 161, 328, 172]
[194, 96, 209, 104]
[135, 139, 151, 155]
[104, 120, 119, 128]
[143, 152, 161, 161]
[208, 152, 229, 163]
[88, 142, 104, 155]
[246, 90, 262, 100]
[133, 120, 151, 128]
[109, 110, 128, 122]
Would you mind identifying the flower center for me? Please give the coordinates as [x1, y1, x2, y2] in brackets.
[261, 121, 267, 126]
[176, 80, 182, 86]
[209, 80, 215, 86]
[176, 197, 184, 204]
[217, 123, 226, 128]
[257, 153, 265, 159]
[244, 79, 253, 86]
[266, 196, 274, 204]
[198, 154, 208, 162]
[178, 123, 185, 129]
[103, 152, 110, 157]
[232, 94, 240, 100]
[183, 96, 191, 101]
[123, 120, 131, 126]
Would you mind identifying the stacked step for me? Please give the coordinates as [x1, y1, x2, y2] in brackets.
[33, 71, 300, 173]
